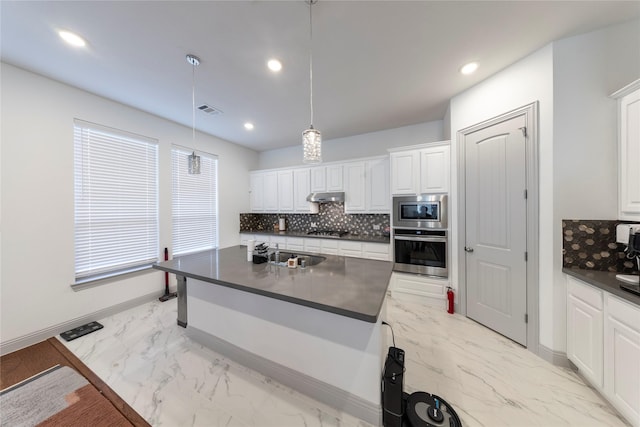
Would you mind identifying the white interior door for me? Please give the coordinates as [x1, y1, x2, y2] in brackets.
[465, 114, 528, 346]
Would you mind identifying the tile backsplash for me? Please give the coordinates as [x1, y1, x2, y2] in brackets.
[240, 203, 390, 237]
[562, 219, 639, 274]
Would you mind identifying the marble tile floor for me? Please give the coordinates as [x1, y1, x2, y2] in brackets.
[59, 295, 629, 427]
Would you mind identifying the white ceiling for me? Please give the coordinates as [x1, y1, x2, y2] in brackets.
[2, 1, 639, 152]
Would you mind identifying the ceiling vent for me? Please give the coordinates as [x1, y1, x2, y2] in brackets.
[198, 104, 223, 115]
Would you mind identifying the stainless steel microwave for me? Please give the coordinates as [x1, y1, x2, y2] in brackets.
[392, 194, 447, 230]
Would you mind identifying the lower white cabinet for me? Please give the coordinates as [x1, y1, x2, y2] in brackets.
[566, 276, 603, 388]
[604, 294, 640, 426]
[240, 233, 390, 262]
[389, 272, 448, 309]
[565, 275, 640, 427]
[338, 241, 363, 258]
[363, 242, 390, 261]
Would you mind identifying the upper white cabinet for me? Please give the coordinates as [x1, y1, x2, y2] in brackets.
[613, 80, 640, 221]
[277, 170, 294, 212]
[293, 168, 311, 213]
[420, 145, 450, 194]
[344, 157, 390, 213]
[310, 165, 343, 192]
[390, 142, 450, 195]
[390, 151, 419, 195]
[249, 172, 264, 212]
[263, 171, 279, 211]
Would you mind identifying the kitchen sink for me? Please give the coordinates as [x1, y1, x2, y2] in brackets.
[268, 252, 326, 266]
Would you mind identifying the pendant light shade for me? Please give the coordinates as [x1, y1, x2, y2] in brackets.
[187, 54, 201, 174]
[302, 0, 321, 164]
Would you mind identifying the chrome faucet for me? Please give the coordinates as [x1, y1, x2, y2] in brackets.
[268, 243, 280, 266]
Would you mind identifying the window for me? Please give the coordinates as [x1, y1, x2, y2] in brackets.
[171, 147, 218, 256]
[74, 120, 159, 282]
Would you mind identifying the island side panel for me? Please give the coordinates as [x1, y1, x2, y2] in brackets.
[187, 278, 387, 425]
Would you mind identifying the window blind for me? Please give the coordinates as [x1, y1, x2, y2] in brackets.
[171, 147, 218, 256]
[74, 120, 159, 281]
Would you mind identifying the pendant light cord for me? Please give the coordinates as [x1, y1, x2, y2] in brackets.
[309, 0, 315, 127]
[192, 61, 196, 149]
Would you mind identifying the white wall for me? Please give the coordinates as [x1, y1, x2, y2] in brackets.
[0, 63, 258, 345]
[449, 19, 640, 355]
[550, 19, 640, 351]
[258, 120, 444, 169]
[449, 45, 555, 350]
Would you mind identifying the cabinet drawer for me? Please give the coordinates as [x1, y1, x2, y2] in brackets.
[286, 237, 305, 251]
[303, 239, 321, 253]
[363, 243, 390, 261]
[567, 276, 603, 310]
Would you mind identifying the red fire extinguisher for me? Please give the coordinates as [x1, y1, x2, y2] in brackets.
[446, 287, 454, 314]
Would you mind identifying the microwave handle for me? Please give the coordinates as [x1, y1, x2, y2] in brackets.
[394, 236, 447, 243]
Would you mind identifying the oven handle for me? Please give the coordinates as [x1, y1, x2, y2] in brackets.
[394, 236, 447, 243]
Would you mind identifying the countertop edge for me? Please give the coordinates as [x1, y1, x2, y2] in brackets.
[563, 268, 640, 307]
[153, 263, 387, 323]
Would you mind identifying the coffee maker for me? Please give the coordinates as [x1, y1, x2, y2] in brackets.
[616, 224, 640, 294]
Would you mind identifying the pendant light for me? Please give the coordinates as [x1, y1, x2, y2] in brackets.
[186, 54, 201, 174]
[302, 0, 321, 164]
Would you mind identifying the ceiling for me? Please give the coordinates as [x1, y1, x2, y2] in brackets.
[2, 1, 639, 152]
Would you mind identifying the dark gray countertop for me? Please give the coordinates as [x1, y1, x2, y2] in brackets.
[563, 268, 640, 307]
[240, 230, 390, 244]
[154, 245, 393, 323]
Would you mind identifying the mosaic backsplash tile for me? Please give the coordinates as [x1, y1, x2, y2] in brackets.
[562, 219, 639, 274]
[240, 203, 390, 237]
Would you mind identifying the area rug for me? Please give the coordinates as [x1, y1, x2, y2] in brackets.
[0, 364, 131, 426]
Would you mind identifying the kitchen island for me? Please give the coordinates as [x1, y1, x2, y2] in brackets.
[153, 245, 393, 425]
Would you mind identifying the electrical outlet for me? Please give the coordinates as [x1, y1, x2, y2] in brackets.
[373, 224, 381, 230]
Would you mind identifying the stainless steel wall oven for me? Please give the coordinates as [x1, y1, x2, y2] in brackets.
[392, 194, 448, 278]
[393, 229, 448, 277]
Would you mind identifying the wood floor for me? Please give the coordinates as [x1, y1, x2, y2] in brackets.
[1, 337, 150, 427]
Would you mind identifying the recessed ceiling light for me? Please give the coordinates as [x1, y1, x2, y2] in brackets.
[460, 62, 479, 75]
[244, 122, 255, 130]
[58, 30, 86, 47]
[267, 59, 282, 72]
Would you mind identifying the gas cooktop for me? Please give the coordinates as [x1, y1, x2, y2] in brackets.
[306, 230, 350, 238]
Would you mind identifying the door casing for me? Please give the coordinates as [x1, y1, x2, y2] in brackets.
[456, 102, 540, 355]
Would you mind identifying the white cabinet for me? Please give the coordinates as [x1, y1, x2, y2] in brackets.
[286, 237, 305, 252]
[565, 274, 640, 427]
[277, 170, 294, 212]
[293, 168, 311, 213]
[566, 276, 604, 388]
[344, 158, 390, 213]
[344, 162, 367, 212]
[310, 165, 343, 192]
[320, 239, 339, 255]
[389, 272, 448, 308]
[604, 294, 640, 425]
[613, 80, 640, 221]
[263, 171, 279, 212]
[338, 241, 363, 258]
[419, 145, 450, 194]
[390, 142, 450, 195]
[363, 242, 390, 261]
[304, 238, 321, 253]
[249, 173, 264, 212]
[390, 151, 419, 195]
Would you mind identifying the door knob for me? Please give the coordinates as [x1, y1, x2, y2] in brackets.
[464, 246, 474, 253]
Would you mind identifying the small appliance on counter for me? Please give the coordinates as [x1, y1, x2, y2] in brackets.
[252, 242, 269, 264]
[615, 223, 640, 295]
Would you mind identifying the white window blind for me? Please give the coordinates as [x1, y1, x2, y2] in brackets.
[171, 147, 218, 256]
[74, 119, 159, 281]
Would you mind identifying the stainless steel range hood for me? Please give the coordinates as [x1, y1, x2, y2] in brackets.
[306, 192, 345, 203]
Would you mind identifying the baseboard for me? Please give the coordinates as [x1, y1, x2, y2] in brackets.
[538, 343, 570, 368]
[0, 291, 161, 356]
[187, 326, 382, 426]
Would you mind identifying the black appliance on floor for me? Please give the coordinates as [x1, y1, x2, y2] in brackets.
[382, 346, 462, 427]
